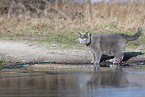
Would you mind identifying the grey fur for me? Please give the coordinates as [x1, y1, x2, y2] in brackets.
[78, 27, 143, 65]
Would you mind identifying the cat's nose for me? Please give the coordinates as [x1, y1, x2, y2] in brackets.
[79, 39, 82, 43]
[79, 40, 82, 43]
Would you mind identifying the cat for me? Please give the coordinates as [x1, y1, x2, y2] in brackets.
[78, 27, 143, 66]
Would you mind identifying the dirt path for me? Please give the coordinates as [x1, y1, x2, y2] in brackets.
[0, 40, 145, 65]
[0, 40, 91, 64]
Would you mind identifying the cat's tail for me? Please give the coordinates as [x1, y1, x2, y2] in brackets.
[124, 27, 143, 41]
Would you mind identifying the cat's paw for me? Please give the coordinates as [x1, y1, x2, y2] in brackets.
[93, 61, 99, 65]
[108, 58, 115, 62]
[109, 64, 117, 67]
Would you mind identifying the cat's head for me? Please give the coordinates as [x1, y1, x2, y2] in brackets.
[78, 32, 91, 44]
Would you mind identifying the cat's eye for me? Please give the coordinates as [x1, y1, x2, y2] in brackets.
[83, 38, 87, 40]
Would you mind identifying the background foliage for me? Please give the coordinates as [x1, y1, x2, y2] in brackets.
[0, 0, 144, 47]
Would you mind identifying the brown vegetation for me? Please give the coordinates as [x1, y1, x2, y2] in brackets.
[0, 0, 145, 45]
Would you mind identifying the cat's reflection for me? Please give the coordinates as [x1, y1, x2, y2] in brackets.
[87, 70, 128, 88]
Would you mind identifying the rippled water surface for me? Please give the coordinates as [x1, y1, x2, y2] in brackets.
[0, 68, 145, 97]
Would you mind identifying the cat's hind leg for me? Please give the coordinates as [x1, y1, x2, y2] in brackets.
[110, 53, 123, 67]
[109, 53, 123, 67]
[114, 54, 124, 64]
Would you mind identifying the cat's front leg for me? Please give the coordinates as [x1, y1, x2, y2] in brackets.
[94, 51, 101, 65]
[93, 51, 101, 71]
[91, 51, 95, 64]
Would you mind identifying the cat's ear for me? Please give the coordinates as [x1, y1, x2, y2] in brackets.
[86, 32, 90, 37]
[78, 32, 81, 36]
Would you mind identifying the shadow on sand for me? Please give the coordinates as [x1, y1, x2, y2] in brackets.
[100, 52, 144, 62]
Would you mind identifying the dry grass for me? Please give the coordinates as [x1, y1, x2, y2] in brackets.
[0, 0, 145, 47]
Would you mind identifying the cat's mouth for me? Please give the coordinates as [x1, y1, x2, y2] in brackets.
[78, 39, 87, 44]
[79, 41, 86, 44]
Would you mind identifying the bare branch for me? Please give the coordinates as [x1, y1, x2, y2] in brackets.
[27, 1, 69, 19]
[18, 1, 26, 16]
[47, 1, 69, 19]
[8, 0, 14, 19]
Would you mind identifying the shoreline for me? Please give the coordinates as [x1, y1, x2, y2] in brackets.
[0, 40, 144, 67]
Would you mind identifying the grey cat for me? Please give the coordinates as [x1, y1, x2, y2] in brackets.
[78, 27, 143, 66]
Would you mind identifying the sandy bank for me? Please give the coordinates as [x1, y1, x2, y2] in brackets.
[0, 40, 144, 65]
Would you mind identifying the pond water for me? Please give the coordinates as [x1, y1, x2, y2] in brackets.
[0, 67, 145, 97]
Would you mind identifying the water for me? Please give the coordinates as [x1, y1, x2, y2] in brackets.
[0, 68, 145, 97]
